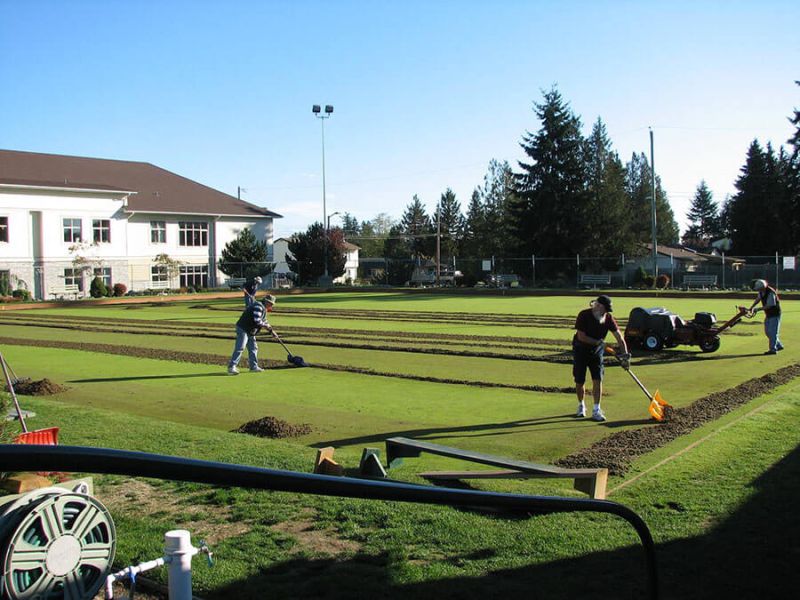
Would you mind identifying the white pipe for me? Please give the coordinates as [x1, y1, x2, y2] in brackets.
[104, 530, 204, 600]
[105, 556, 167, 599]
[165, 530, 199, 600]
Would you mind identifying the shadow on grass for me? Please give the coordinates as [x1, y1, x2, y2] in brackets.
[67, 368, 296, 384]
[311, 414, 587, 449]
[202, 442, 800, 599]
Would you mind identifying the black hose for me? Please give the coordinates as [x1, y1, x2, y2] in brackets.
[0, 444, 659, 599]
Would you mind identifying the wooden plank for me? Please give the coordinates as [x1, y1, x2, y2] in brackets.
[419, 468, 608, 499]
[420, 469, 602, 480]
[387, 437, 575, 476]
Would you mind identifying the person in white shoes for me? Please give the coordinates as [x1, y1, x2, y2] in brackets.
[571, 295, 629, 421]
[228, 294, 275, 375]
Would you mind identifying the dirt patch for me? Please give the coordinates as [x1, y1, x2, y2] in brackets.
[8, 378, 69, 395]
[556, 363, 800, 475]
[233, 416, 312, 439]
[272, 515, 361, 556]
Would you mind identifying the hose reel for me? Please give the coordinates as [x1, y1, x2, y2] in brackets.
[0, 486, 115, 599]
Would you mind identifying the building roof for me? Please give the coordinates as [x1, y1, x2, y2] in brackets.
[643, 243, 708, 262]
[0, 149, 281, 219]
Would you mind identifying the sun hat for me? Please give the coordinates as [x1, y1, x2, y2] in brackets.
[263, 294, 277, 305]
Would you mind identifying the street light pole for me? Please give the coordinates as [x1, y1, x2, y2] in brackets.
[313, 104, 334, 282]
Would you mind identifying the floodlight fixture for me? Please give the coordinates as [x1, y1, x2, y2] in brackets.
[325, 105, 334, 114]
[312, 105, 321, 114]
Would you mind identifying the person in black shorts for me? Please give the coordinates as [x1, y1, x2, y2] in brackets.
[572, 295, 629, 421]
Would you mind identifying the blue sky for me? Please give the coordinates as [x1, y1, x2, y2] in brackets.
[1, 0, 797, 240]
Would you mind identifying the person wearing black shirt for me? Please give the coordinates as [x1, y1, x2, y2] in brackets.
[572, 295, 628, 421]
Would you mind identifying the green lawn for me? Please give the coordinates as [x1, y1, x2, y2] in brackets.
[1, 290, 798, 597]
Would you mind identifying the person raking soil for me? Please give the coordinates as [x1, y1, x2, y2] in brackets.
[228, 294, 276, 375]
[572, 295, 630, 422]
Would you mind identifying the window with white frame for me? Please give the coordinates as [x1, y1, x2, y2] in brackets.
[151, 266, 168, 285]
[179, 265, 208, 289]
[0, 217, 8, 243]
[178, 222, 208, 247]
[64, 268, 83, 291]
[93, 267, 112, 288]
[93, 219, 111, 243]
[150, 221, 166, 244]
[63, 218, 82, 243]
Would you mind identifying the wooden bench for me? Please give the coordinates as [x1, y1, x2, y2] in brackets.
[149, 280, 170, 290]
[385, 437, 608, 499]
[225, 277, 246, 289]
[48, 284, 79, 299]
[579, 273, 612, 288]
[682, 274, 717, 289]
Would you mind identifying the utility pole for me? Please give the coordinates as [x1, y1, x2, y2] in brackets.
[313, 105, 334, 284]
[436, 201, 441, 286]
[650, 127, 658, 281]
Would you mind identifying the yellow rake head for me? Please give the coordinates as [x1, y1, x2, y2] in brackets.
[648, 390, 670, 421]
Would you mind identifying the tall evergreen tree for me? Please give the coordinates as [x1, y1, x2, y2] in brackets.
[728, 140, 773, 255]
[462, 189, 485, 258]
[400, 195, 433, 260]
[624, 152, 680, 247]
[681, 180, 720, 248]
[479, 160, 515, 258]
[511, 87, 589, 256]
[583, 118, 634, 256]
[432, 188, 465, 262]
[340, 213, 360, 237]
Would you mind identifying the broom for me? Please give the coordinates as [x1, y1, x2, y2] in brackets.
[605, 346, 671, 421]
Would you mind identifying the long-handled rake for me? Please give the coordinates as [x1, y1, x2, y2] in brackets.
[606, 347, 671, 422]
[269, 328, 309, 368]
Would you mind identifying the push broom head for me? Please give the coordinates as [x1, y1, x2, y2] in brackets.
[288, 354, 309, 368]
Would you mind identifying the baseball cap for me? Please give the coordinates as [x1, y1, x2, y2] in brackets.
[263, 294, 277, 305]
[595, 295, 613, 312]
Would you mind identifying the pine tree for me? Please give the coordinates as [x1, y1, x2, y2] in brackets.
[432, 188, 465, 263]
[462, 189, 485, 258]
[340, 213, 360, 237]
[583, 118, 634, 257]
[511, 87, 589, 256]
[219, 228, 272, 280]
[479, 160, 515, 258]
[624, 153, 680, 247]
[729, 141, 772, 255]
[682, 180, 719, 248]
[400, 195, 433, 260]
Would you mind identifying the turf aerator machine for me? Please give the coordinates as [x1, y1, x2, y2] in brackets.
[624, 305, 752, 353]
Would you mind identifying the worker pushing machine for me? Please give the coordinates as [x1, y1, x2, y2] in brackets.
[747, 279, 784, 355]
[572, 295, 629, 422]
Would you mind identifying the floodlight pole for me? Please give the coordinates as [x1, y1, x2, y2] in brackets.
[313, 104, 334, 281]
[650, 128, 658, 281]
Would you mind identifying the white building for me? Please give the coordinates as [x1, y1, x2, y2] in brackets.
[0, 149, 281, 299]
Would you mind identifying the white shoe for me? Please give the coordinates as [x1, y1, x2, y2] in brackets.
[249, 366, 264, 373]
[227, 366, 239, 375]
[575, 403, 586, 418]
[591, 409, 606, 422]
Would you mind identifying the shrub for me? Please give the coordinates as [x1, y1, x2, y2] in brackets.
[89, 277, 108, 298]
[11, 289, 31, 301]
[655, 274, 671, 289]
[113, 283, 127, 297]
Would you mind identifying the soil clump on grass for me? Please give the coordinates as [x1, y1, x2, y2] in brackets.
[8, 378, 68, 396]
[234, 416, 312, 439]
[556, 363, 800, 475]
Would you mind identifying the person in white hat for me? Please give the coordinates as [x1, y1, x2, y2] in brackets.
[747, 279, 784, 354]
[242, 276, 263, 307]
